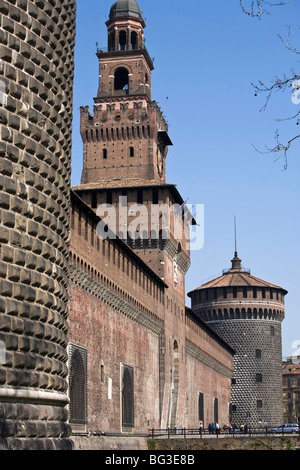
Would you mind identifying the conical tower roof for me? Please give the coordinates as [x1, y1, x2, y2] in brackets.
[188, 252, 287, 295]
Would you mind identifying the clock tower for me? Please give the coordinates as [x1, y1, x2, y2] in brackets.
[80, 0, 172, 186]
[74, 0, 194, 428]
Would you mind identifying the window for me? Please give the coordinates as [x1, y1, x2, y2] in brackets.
[243, 287, 247, 298]
[198, 392, 204, 423]
[137, 189, 143, 204]
[152, 188, 158, 204]
[91, 192, 97, 209]
[256, 349, 261, 358]
[119, 30, 127, 50]
[253, 287, 257, 298]
[223, 287, 227, 299]
[130, 146, 134, 157]
[256, 373, 262, 383]
[121, 364, 134, 428]
[270, 326, 275, 336]
[106, 191, 112, 205]
[233, 287, 237, 298]
[214, 397, 219, 424]
[103, 148, 107, 159]
[114, 67, 129, 91]
[262, 288, 266, 298]
[257, 400, 263, 409]
[69, 345, 87, 425]
[131, 31, 138, 50]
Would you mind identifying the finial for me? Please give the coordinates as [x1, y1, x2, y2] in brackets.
[234, 215, 238, 257]
[231, 215, 242, 271]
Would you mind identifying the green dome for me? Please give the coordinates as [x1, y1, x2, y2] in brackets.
[109, 0, 143, 20]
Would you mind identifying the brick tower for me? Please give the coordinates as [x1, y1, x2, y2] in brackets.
[0, 0, 76, 450]
[73, 0, 194, 428]
[188, 251, 287, 428]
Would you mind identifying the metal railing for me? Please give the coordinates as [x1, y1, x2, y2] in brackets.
[149, 426, 300, 439]
[96, 43, 151, 58]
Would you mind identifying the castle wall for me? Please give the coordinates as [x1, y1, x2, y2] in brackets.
[0, 0, 76, 450]
[68, 282, 161, 433]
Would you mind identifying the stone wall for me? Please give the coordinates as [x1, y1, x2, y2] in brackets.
[0, 0, 76, 450]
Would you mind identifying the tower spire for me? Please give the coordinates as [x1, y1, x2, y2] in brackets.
[234, 215, 238, 257]
[231, 215, 242, 271]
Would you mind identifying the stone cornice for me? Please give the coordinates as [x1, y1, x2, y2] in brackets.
[69, 263, 163, 335]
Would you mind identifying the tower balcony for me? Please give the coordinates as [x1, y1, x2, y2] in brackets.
[96, 43, 154, 70]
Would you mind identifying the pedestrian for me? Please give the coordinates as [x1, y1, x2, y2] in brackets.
[199, 421, 203, 435]
[208, 423, 212, 434]
[211, 423, 215, 434]
[216, 423, 220, 435]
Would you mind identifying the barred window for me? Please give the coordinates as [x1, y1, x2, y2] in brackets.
[69, 345, 87, 425]
[121, 364, 134, 428]
[198, 392, 204, 423]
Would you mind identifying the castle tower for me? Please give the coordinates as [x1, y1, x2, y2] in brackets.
[80, 0, 172, 186]
[73, 0, 194, 428]
[0, 0, 76, 450]
[188, 252, 287, 428]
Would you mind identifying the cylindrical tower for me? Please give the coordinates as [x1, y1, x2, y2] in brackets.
[0, 0, 76, 450]
[188, 252, 287, 429]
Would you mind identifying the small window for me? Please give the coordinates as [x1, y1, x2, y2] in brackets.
[257, 400, 263, 409]
[103, 148, 107, 159]
[152, 188, 158, 204]
[130, 146, 134, 157]
[223, 288, 227, 299]
[137, 189, 143, 204]
[270, 326, 275, 336]
[253, 287, 257, 298]
[262, 288, 266, 298]
[106, 191, 112, 205]
[231, 378, 236, 385]
[243, 287, 247, 298]
[256, 373, 262, 383]
[233, 287, 237, 298]
[256, 349, 261, 358]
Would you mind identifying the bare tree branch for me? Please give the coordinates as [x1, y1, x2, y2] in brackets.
[240, 2, 299, 168]
[253, 131, 300, 170]
[240, 0, 292, 17]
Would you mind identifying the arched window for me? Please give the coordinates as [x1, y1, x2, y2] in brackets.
[122, 364, 134, 428]
[69, 346, 87, 424]
[114, 68, 129, 91]
[119, 30, 127, 50]
[131, 31, 138, 50]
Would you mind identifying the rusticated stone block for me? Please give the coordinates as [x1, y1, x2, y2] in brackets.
[0, 0, 76, 450]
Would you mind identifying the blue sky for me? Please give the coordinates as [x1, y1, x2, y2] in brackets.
[71, 0, 300, 359]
